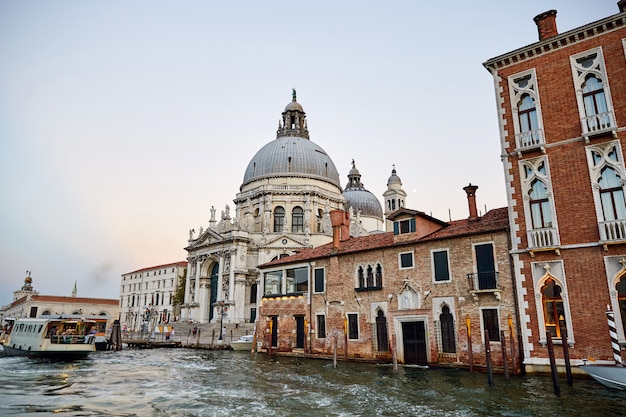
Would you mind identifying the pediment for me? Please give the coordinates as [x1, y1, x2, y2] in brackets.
[187, 228, 225, 249]
[262, 234, 308, 250]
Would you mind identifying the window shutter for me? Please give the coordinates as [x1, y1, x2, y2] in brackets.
[393, 221, 399, 235]
[409, 218, 416, 233]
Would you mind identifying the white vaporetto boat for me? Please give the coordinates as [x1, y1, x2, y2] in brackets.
[1, 317, 96, 360]
[230, 334, 255, 351]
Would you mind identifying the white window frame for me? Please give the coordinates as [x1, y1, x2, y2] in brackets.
[519, 156, 560, 248]
[508, 68, 545, 152]
[570, 47, 616, 138]
[585, 140, 626, 242]
[431, 248, 451, 283]
[398, 251, 414, 270]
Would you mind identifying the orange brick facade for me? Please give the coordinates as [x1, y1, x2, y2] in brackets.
[257, 205, 520, 372]
[484, 8, 626, 372]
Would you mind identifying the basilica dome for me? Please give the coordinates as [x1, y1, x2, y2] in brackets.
[343, 160, 383, 218]
[241, 91, 341, 189]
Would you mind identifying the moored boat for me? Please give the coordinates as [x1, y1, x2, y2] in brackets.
[580, 365, 626, 390]
[1, 317, 96, 359]
[230, 334, 255, 351]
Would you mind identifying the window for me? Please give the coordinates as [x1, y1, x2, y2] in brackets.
[347, 313, 359, 340]
[520, 157, 559, 248]
[529, 179, 553, 229]
[399, 252, 414, 269]
[440, 306, 456, 353]
[366, 265, 374, 287]
[273, 206, 285, 232]
[356, 264, 383, 290]
[375, 264, 382, 287]
[286, 267, 308, 294]
[393, 218, 416, 235]
[249, 284, 257, 303]
[432, 250, 450, 282]
[542, 278, 566, 339]
[358, 266, 364, 287]
[264, 271, 283, 295]
[376, 310, 389, 352]
[482, 308, 500, 342]
[475, 243, 497, 290]
[508, 69, 544, 150]
[599, 166, 626, 221]
[314, 268, 325, 293]
[316, 314, 326, 339]
[570, 49, 615, 135]
[292, 206, 304, 233]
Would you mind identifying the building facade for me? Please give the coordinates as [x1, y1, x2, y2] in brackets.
[182, 91, 385, 324]
[483, 4, 626, 372]
[256, 188, 519, 370]
[119, 261, 187, 331]
[1, 273, 119, 324]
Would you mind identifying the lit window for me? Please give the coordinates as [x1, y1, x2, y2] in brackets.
[542, 278, 566, 339]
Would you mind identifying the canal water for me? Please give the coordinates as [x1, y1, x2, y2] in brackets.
[1, 349, 625, 417]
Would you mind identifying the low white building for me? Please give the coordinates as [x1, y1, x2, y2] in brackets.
[119, 261, 187, 331]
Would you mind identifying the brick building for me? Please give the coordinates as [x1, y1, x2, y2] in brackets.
[256, 187, 519, 371]
[483, 3, 626, 372]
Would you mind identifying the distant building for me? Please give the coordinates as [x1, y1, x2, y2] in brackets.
[0, 273, 119, 323]
[119, 261, 187, 331]
[483, 4, 626, 372]
[182, 91, 387, 324]
[256, 187, 518, 370]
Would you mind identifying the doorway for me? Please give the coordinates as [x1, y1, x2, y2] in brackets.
[295, 316, 305, 348]
[402, 321, 427, 365]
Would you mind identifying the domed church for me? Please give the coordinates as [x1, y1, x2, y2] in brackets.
[182, 91, 398, 324]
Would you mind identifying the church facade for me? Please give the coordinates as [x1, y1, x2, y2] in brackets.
[181, 91, 389, 324]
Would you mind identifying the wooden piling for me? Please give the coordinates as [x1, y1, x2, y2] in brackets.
[466, 315, 474, 372]
[392, 334, 397, 373]
[484, 330, 493, 386]
[500, 330, 509, 380]
[546, 332, 560, 397]
[562, 333, 572, 386]
[333, 334, 338, 369]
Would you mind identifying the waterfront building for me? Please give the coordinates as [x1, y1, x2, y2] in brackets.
[119, 261, 187, 331]
[256, 187, 519, 370]
[483, 3, 626, 372]
[0, 272, 119, 323]
[181, 91, 385, 324]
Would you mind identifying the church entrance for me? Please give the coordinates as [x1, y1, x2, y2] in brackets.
[402, 321, 427, 365]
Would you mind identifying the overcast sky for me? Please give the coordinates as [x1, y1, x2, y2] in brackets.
[0, 1, 620, 304]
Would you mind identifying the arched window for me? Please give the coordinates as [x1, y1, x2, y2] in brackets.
[376, 310, 389, 352]
[529, 179, 553, 229]
[542, 278, 566, 338]
[375, 264, 383, 287]
[357, 266, 364, 288]
[366, 265, 374, 287]
[292, 206, 304, 233]
[582, 75, 608, 130]
[599, 166, 626, 221]
[440, 306, 456, 353]
[617, 276, 626, 338]
[273, 206, 285, 232]
[518, 94, 538, 133]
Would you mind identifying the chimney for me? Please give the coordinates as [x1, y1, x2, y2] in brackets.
[533, 10, 558, 41]
[463, 183, 479, 221]
[329, 210, 348, 250]
[619, 0, 626, 13]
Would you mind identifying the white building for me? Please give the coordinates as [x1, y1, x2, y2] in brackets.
[182, 91, 400, 324]
[119, 261, 187, 331]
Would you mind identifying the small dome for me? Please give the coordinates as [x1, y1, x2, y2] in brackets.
[344, 188, 383, 218]
[24, 276, 32, 284]
[387, 166, 403, 187]
[285, 100, 304, 112]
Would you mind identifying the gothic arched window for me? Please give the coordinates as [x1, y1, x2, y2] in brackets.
[599, 166, 626, 221]
[366, 265, 374, 287]
[292, 206, 304, 233]
[376, 310, 389, 352]
[440, 306, 456, 353]
[542, 278, 566, 338]
[375, 264, 383, 287]
[529, 179, 553, 229]
[582, 75, 608, 123]
[274, 206, 285, 232]
[357, 266, 364, 288]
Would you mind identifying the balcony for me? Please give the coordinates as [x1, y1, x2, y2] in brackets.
[515, 128, 545, 153]
[599, 219, 626, 244]
[582, 111, 616, 141]
[527, 227, 558, 249]
[467, 272, 501, 300]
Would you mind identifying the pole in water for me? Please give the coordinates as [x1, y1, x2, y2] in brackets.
[392, 334, 398, 373]
[562, 333, 573, 386]
[466, 315, 474, 372]
[500, 330, 509, 380]
[546, 332, 561, 397]
[484, 330, 493, 386]
[333, 334, 338, 369]
[606, 307, 624, 365]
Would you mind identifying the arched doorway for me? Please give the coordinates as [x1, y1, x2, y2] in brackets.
[376, 310, 389, 352]
[440, 306, 456, 353]
[209, 263, 219, 322]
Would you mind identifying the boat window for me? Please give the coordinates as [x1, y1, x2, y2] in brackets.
[37, 325, 43, 333]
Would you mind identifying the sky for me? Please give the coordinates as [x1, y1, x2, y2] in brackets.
[0, 1, 620, 304]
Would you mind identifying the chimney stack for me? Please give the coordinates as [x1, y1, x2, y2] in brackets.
[330, 210, 350, 250]
[619, 0, 626, 13]
[533, 10, 558, 41]
[463, 183, 479, 221]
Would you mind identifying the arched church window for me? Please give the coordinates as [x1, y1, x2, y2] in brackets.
[542, 278, 566, 338]
[274, 206, 285, 232]
[617, 276, 626, 337]
[376, 310, 389, 352]
[292, 206, 304, 233]
[440, 305, 456, 353]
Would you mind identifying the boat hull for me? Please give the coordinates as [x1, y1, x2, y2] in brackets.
[580, 365, 626, 390]
[230, 342, 253, 351]
[2, 344, 92, 360]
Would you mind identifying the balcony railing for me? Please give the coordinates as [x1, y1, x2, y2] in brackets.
[515, 128, 544, 151]
[599, 219, 626, 243]
[467, 271, 499, 291]
[582, 111, 614, 136]
[527, 227, 558, 249]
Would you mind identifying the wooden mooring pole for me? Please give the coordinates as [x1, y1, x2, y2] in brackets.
[562, 333, 573, 386]
[546, 332, 561, 397]
[500, 330, 509, 380]
[484, 330, 493, 386]
[466, 315, 474, 372]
